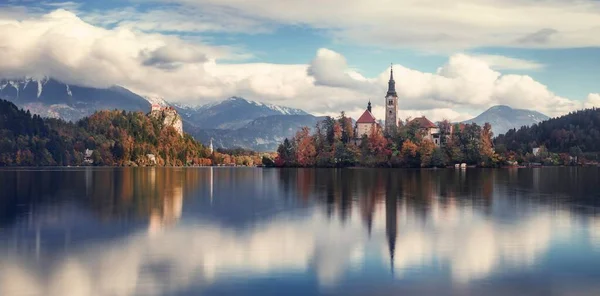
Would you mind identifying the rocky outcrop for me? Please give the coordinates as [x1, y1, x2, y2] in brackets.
[150, 107, 184, 137]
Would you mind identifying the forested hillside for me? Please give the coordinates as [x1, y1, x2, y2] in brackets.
[494, 108, 600, 155]
[0, 99, 212, 166]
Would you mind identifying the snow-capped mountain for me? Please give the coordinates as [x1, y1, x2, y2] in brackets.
[144, 95, 169, 106]
[463, 105, 549, 136]
[0, 77, 150, 122]
[176, 96, 309, 130]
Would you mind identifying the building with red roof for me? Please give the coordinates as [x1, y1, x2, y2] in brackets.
[408, 116, 441, 146]
[355, 101, 381, 139]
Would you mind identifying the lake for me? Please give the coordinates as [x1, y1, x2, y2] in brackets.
[1, 167, 599, 295]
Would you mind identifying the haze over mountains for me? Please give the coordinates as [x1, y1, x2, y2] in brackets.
[1, 77, 552, 150]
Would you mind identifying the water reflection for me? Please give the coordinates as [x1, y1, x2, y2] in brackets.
[0, 167, 599, 295]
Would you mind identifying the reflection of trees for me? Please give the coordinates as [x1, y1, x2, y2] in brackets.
[84, 168, 212, 227]
[0, 169, 77, 227]
[277, 169, 498, 232]
[276, 167, 600, 238]
[0, 168, 206, 228]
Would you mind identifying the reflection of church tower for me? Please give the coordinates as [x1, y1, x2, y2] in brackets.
[384, 64, 398, 133]
[366, 208, 373, 237]
[385, 175, 398, 274]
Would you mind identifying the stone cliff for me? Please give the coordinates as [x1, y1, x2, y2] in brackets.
[150, 107, 184, 137]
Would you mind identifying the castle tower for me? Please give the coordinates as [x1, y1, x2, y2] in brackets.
[384, 64, 398, 133]
[151, 103, 162, 112]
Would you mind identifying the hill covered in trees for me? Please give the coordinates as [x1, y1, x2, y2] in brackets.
[494, 108, 600, 162]
[0, 99, 215, 166]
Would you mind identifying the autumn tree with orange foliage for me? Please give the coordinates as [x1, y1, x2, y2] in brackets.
[295, 127, 317, 166]
[400, 140, 419, 167]
[418, 140, 436, 167]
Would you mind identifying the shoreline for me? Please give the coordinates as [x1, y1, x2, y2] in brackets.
[2, 164, 596, 170]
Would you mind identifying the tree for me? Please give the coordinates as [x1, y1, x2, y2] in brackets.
[338, 111, 354, 144]
[418, 140, 435, 167]
[480, 122, 495, 166]
[569, 146, 583, 164]
[91, 150, 103, 165]
[438, 119, 453, 147]
[431, 147, 447, 168]
[364, 125, 390, 166]
[400, 140, 419, 167]
[456, 123, 483, 164]
[295, 126, 317, 167]
[276, 138, 296, 166]
[262, 155, 275, 167]
[323, 116, 337, 145]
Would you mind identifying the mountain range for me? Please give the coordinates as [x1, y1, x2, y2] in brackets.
[0, 78, 150, 122]
[0, 77, 550, 151]
[175, 96, 309, 130]
[175, 97, 323, 151]
[0, 78, 322, 151]
[462, 105, 549, 136]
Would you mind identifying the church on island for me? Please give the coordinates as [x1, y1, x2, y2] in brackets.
[354, 65, 441, 147]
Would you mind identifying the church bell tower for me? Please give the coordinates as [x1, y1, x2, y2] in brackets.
[384, 64, 398, 132]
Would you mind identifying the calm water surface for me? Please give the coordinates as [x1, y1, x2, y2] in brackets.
[1, 167, 600, 295]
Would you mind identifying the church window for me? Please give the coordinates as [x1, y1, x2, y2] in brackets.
[388, 100, 393, 105]
[389, 110, 392, 115]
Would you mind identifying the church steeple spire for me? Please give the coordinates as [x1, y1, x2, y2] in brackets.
[384, 63, 398, 133]
[387, 63, 397, 97]
[367, 100, 372, 113]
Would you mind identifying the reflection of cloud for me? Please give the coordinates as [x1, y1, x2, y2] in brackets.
[590, 216, 600, 249]
[384, 201, 555, 282]
[0, 208, 365, 295]
[0, 199, 577, 295]
[0, 262, 42, 296]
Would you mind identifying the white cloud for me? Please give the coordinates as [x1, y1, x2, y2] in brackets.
[307, 48, 372, 91]
[156, 0, 600, 51]
[584, 93, 600, 109]
[0, 9, 596, 122]
[310, 52, 592, 118]
[472, 54, 545, 70]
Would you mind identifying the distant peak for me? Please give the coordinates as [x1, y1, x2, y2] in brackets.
[227, 96, 247, 102]
[488, 105, 513, 111]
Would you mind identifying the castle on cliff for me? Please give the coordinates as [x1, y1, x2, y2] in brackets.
[149, 104, 184, 137]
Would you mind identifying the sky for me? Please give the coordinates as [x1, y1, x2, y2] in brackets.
[0, 0, 599, 122]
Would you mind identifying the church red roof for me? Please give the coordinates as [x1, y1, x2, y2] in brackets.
[410, 116, 437, 128]
[356, 110, 377, 124]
